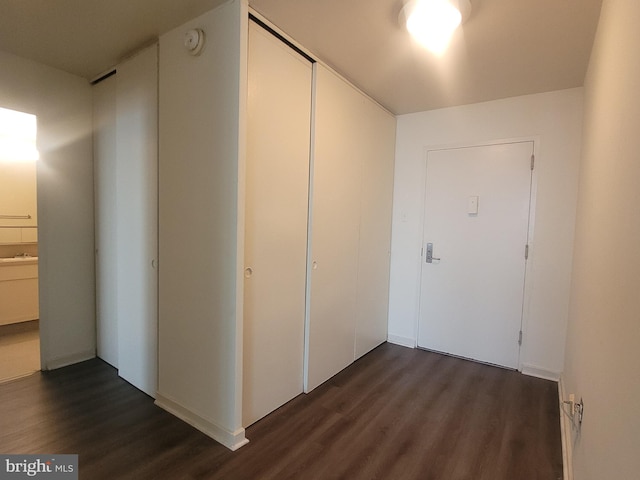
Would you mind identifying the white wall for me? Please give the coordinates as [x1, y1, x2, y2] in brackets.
[563, 1, 640, 478]
[157, 0, 248, 450]
[389, 88, 584, 378]
[0, 50, 95, 369]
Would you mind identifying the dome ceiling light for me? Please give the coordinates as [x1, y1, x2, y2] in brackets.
[400, 0, 472, 55]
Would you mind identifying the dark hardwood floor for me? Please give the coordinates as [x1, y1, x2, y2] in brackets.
[0, 343, 563, 479]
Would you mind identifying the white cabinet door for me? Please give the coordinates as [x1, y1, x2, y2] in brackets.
[115, 44, 158, 397]
[243, 22, 312, 426]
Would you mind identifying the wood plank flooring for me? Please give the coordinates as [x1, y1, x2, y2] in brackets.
[0, 343, 563, 479]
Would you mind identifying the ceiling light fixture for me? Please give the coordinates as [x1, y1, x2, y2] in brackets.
[400, 0, 471, 55]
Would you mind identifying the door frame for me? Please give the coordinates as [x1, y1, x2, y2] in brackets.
[414, 137, 539, 372]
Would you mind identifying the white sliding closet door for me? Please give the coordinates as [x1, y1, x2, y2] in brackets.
[115, 44, 158, 397]
[306, 64, 396, 391]
[93, 74, 119, 368]
[354, 101, 395, 359]
[306, 65, 363, 392]
[243, 22, 312, 426]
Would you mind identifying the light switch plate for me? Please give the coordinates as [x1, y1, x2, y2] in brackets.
[468, 196, 479, 215]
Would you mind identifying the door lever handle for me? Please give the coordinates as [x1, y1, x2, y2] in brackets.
[426, 243, 440, 263]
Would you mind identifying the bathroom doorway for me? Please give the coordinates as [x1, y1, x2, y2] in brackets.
[0, 106, 41, 383]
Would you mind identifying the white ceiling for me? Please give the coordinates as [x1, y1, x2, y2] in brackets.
[0, 0, 228, 79]
[0, 0, 602, 114]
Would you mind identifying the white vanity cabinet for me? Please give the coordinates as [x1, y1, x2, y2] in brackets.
[0, 257, 39, 325]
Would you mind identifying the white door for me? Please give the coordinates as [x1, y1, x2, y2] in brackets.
[93, 74, 119, 368]
[243, 22, 312, 426]
[418, 142, 533, 369]
[305, 65, 363, 392]
[354, 100, 396, 360]
[116, 44, 158, 397]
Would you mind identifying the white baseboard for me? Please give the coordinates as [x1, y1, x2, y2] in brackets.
[155, 393, 249, 451]
[558, 378, 573, 480]
[521, 363, 561, 381]
[387, 334, 416, 349]
[44, 349, 96, 370]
